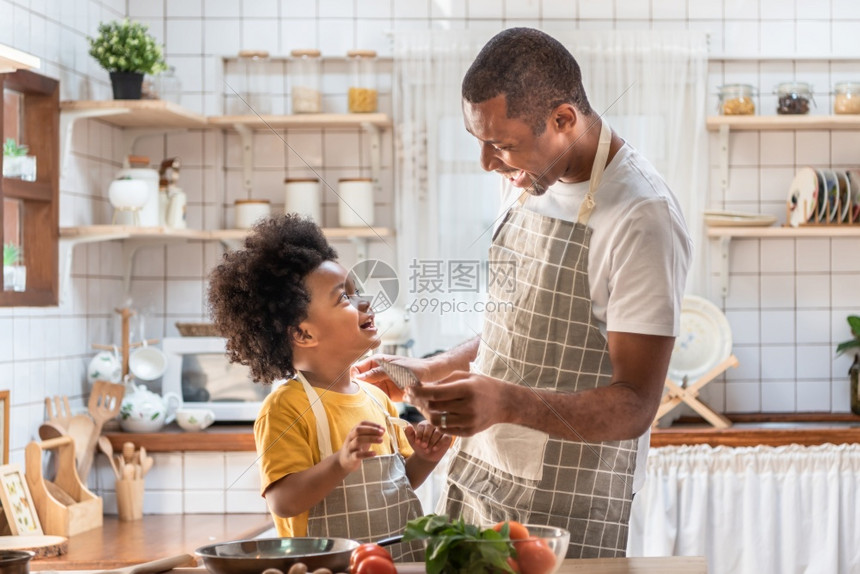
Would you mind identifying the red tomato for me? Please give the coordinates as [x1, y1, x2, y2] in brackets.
[353, 554, 398, 574]
[349, 543, 393, 572]
[506, 556, 521, 573]
[514, 539, 557, 574]
[492, 520, 531, 540]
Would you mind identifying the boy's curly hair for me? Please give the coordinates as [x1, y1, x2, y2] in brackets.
[207, 214, 337, 383]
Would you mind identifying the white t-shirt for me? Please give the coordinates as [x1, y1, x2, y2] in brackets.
[495, 142, 692, 492]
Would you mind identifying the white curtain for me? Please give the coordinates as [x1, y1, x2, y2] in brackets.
[393, 29, 708, 356]
[628, 444, 860, 574]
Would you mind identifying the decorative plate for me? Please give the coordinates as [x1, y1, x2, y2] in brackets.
[787, 167, 818, 227]
[703, 210, 778, 227]
[667, 295, 733, 382]
[835, 170, 851, 223]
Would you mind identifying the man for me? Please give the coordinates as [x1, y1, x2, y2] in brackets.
[356, 27, 691, 557]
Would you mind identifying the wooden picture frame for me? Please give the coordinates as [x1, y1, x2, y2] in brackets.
[0, 463, 43, 535]
[0, 390, 8, 465]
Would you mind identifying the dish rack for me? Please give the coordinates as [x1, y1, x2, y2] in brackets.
[787, 167, 860, 227]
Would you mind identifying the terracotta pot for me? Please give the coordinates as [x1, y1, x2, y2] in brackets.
[110, 71, 144, 100]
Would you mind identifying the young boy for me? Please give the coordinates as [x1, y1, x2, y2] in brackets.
[207, 214, 450, 554]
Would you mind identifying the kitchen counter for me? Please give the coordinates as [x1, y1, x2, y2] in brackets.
[29, 514, 272, 570]
[109, 413, 860, 452]
[43, 557, 707, 573]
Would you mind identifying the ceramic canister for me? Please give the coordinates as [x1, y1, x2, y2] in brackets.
[284, 178, 322, 222]
[337, 178, 374, 227]
[234, 199, 271, 229]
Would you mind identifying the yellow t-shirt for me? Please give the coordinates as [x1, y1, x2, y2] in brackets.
[254, 378, 414, 537]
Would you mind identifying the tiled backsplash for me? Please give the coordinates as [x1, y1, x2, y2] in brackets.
[1, 0, 859, 513]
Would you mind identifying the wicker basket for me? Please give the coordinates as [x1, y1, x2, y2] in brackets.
[175, 322, 221, 337]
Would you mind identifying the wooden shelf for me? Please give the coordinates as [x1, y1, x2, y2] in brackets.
[60, 99, 208, 128]
[1, 178, 52, 202]
[60, 225, 393, 241]
[707, 114, 860, 131]
[103, 423, 255, 453]
[0, 43, 40, 72]
[707, 225, 860, 238]
[208, 113, 392, 129]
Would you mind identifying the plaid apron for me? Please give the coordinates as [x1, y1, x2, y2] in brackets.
[438, 119, 638, 558]
[297, 373, 423, 561]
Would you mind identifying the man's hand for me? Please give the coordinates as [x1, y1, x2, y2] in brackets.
[337, 421, 384, 473]
[352, 355, 441, 401]
[404, 420, 453, 462]
[405, 371, 512, 437]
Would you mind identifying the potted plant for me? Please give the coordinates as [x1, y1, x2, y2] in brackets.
[87, 19, 166, 100]
[2, 138, 36, 181]
[3, 242, 25, 292]
[836, 315, 860, 415]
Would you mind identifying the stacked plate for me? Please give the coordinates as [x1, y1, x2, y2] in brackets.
[787, 167, 860, 227]
[704, 210, 778, 227]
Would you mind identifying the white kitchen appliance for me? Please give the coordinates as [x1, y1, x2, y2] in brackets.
[161, 336, 278, 422]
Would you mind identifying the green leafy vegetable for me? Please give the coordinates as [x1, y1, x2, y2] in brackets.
[403, 514, 517, 574]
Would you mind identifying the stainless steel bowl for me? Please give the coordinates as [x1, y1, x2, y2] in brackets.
[196, 537, 359, 574]
[0, 550, 35, 574]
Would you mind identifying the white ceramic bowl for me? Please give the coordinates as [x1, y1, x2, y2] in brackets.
[129, 345, 168, 381]
[176, 408, 216, 431]
[108, 178, 149, 210]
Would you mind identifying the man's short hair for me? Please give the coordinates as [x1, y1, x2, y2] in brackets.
[462, 27, 593, 135]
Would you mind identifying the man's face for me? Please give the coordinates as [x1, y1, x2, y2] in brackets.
[463, 95, 570, 196]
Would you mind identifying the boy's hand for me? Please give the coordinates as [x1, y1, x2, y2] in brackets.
[353, 355, 437, 401]
[404, 420, 453, 463]
[338, 421, 384, 473]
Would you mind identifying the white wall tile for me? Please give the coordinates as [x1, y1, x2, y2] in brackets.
[796, 309, 831, 344]
[165, 280, 205, 315]
[579, 0, 613, 19]
[723, 20, 760, 57]
[184, 489, 226, 513]
[795, 131, 830, 165]
[796, 0, 830, 19]
[832, 0, 860, 19]
[761, 381, 796, 411]
[760, 309, 794, 343]
[244, 0, 278, 18]
[729, 239, 759, 273]
[796, 380, 830, 411]
[831, 273, 860, 307]
[614, 0, 649, 19]
[281, 0, 317, 19]
[226, 489, 269, 513]
[204, 20, 242, 56]
[725, 381, 760, 412]
[796, 345, 832, 379]
[796, 20, 831, 57]
[727, 310, 760, 345]
[184, 452, 226, 489]
[760, 345, 796, 379]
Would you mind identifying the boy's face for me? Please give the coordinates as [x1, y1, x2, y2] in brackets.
[298, 260, 380, 363]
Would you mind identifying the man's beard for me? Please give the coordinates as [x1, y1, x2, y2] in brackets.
[524, 175, 548, 196]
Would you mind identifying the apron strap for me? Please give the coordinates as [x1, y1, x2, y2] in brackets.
[358, 382, 402, 454]
[576, 117, 612, 225]
[295, 371, 335, 458]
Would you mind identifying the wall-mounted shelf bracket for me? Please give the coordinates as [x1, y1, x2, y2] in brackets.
[718, 124, 729, 196]
[120, 128, 188, 163]
[120, 238, 189, 297]
[718, 236, 731, 298]
[234, 123, 254, 194]
[60, 108, 127, 171]
[362, 122, 382, 195]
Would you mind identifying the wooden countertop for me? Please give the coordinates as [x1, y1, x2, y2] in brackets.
[29, 514, 272, 570]
[40, 557, 707, 573]
[107, 413, 860, 452]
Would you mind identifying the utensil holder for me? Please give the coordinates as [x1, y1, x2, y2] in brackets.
[115, 478, 144, 521]
[24, 436, 102, 536]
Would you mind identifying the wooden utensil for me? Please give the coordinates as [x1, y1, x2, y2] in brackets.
[122, 441, 136, 464]
[98, 435, 120, 480]
[45, 395, 74, 429]
[94, 553, 197, 574]
[38, 421, 67, 440]
[66, 412, 96, 469]
[78, 380, 126, 481]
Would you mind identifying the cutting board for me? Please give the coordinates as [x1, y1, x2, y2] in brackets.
[0, 534, 68, 557]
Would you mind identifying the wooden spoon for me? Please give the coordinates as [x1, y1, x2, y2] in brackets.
[122, 441, 135, 465]
[98, 436, 120, 479]
[38, 422, 67, 440]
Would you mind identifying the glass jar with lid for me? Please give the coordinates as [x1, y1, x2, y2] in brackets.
[347, 50, 378, 113]
[237, 50, 271, 115]
[834, 82, 860, 115]
[776, 81, 813, 115]
[156, 66, 182, 105]
[718, 84, 755, 115]
[290, 49, 322, 114]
